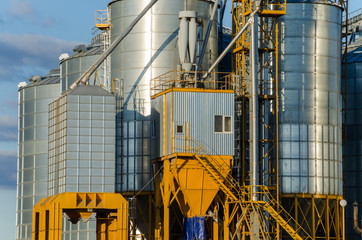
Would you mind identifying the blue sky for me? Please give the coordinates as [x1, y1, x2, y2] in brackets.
[0, 0, 360, 239]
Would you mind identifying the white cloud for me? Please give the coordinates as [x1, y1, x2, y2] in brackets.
[9, 0, 35, 18]
[0, 33, 81, 81]
[0, 116, 17, 128]
[0, 115, 17, 142]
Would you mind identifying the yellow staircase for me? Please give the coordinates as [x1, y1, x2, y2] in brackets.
[188, 137, 312, 240]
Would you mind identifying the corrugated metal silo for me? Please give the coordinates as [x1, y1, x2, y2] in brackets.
[278, 0, 343, 238]
[60, 33, 110, 94]
[343, 39, 362, 240]
[108, 0, 219, 193]
[16, 69, 60, 240]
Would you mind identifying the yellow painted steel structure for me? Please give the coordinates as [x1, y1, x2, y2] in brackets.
[151, 82, 311, 240]
[96, 9, 110, 30]
[232, 0, 285, 238]
[281, 194, 343, 240]
[232, 1, 348, 240]
[32, 193, 128, 240]
[152, 83, 235, 240]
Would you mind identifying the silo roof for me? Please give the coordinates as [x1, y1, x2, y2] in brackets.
[346, 38, 362, 63]
[24, 68, 60, 88]
[68, 85, 114, 96]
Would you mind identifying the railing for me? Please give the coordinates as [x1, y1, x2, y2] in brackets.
[344, 8, 362, 26]
[96, 9, 109, 29]
[244, 185, 313, 240]
[150, 70, 235, 96]
[172, 136, 312, 239]
[240, 0, 286, 16]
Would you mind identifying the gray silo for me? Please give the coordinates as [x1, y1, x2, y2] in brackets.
[108, 0, 218, 193]
[60, 33, 110, 94]
[343, 39, 362, 240]
[278, 0, 343, 238]
[16, 69, 61, 240]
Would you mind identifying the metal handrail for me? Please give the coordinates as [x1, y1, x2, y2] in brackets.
[96, 9, 109, 26]
[150, 70, 235, 96]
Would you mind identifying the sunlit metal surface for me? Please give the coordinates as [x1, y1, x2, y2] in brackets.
[278, 2, 343, 195]
[17, 70, 60, 240]
[109, 0, 218, 192]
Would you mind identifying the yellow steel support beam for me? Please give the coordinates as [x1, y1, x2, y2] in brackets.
[32, 193, 128, 240]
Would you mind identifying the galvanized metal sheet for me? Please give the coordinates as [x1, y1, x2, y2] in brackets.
[110, 0, 218, 192]
[278, 2, 342, 195]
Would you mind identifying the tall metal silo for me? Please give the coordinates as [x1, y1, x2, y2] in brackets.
[343, 39, 362, 240]
[16, 69, 60, 240]
[109, 0, 218, 194]
[60, 33, 110, 94]
[278, 0, 343, 238]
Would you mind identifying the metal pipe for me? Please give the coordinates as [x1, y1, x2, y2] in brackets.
[197, 0, 219, 70]
[353, 202, 362, 234]
[202, 10, 258, 79]
[250, 12, 259, 201]
[69, 0, 158, 90]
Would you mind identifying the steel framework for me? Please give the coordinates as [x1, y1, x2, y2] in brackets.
[232, 0, 348, 239]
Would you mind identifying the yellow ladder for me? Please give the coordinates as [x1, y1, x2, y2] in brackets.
[188, 138, 312, 240]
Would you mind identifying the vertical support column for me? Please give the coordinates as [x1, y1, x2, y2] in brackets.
[223, 200, 229, 240]
[312, 197, 316, 239]
[250, 11, 259, 200]
[275, 19, 280, 240]
[38, 208, 46, 240]
[213, 205, 219, 240]
[154, 164, 162, 240]
[148, 194, 152, 240]
[163, 159, 172, 240]
[326, 198, 330, 240]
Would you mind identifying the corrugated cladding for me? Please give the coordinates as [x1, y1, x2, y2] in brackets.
[152, 90, 234, 158]
[48, 86, 116, 196]
[17, 75, 60, 240]
[343, 45, 362, 240]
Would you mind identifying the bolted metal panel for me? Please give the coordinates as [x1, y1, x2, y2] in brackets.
[17, 70, 60, 240]
[109, 0, 219, 192]
[47, 86, 116, 240]
[278, 2, 343, 195]
[343, 46, 362, 239]
[60, 42, 109, 94]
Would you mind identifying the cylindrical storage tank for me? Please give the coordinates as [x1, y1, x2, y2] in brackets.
[278, 1, 343, 238]
[60, 35, 110, 94]
[343, 40, 362, 240]
[16, 70, 60, 240]
[108, 0, 218, 193]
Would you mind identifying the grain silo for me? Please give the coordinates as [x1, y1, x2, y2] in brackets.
[278, 1, 343, 238]
[16, 69, 60, 240]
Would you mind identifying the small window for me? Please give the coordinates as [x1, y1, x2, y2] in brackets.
[176, 125, 184, 134]
[214, 115, 223, 132]
[224, 116, 232, 132]
[215, 115, 232, 133]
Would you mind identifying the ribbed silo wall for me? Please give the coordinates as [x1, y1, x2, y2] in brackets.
[278, 1, 343, 238]
[278, 0, 342, 196]
[60, 45, 106, 94]
[47, 85, 116, 240]
[108, 0, 218, 193]
[16, 72, 60, 240]
[343, 47, 362, 240]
